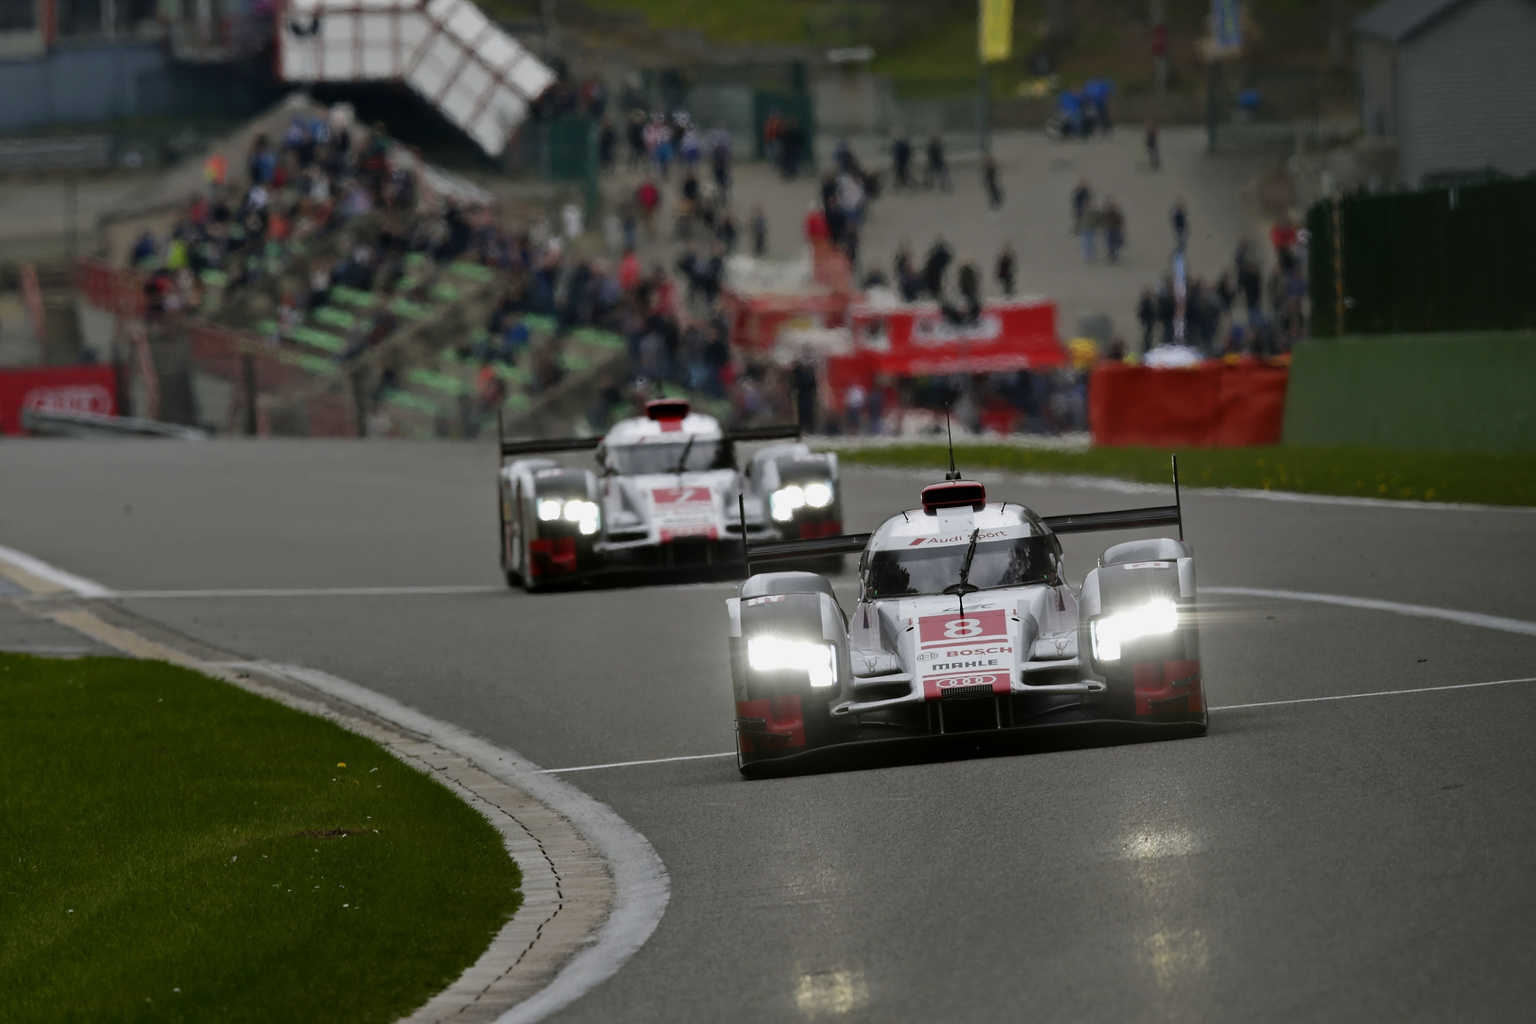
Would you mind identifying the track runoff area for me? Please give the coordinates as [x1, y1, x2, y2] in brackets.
[3, 441, 1535, 1022]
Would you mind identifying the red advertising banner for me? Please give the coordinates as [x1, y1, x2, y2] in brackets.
[0, 366, 119, 435]
[847, 298, 1067, 377]
[1088, 361, 1289, 447]
[823, 298, 1068, 401]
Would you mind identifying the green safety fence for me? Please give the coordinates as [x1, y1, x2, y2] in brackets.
[1283, 332, 1536, 451]
[1308, 177, 1536, 335]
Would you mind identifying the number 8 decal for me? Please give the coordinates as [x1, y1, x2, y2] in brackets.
[944, 618, 984, 639]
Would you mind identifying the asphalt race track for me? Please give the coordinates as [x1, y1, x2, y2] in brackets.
[5, 440, 1536, 1022]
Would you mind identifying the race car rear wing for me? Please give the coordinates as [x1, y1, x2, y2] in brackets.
[726, 424, 804, 443]
[499, 436, 604, 457]
[498, 421, 801, 460]
[745, 532, 874, 566]
[1040, 504, 1181, 535]
[738, 455, 1185, 572]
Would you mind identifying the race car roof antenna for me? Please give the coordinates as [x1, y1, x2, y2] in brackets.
[1172, 453, 1184, 541]
[737, 492, 752, 577]
[944, 406, 962, 481]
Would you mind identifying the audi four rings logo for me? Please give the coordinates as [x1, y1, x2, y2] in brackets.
[936, 674, 1002, 688]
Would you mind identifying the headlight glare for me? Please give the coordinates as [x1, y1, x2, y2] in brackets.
[770, 485, 806, 522]
[537, 498, 562, 521]
[803, 481, 834, 508]
[561, 499, 601, 533]
[747, 635, 836, 688]
[1091, 598, 1180, 662]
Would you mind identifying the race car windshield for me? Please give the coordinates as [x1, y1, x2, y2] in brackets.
[607, 440, 726, 475]
[864, 536, 1055, 598]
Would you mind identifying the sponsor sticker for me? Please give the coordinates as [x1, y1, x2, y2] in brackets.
[1122, 561, 1172, 570]
[916, 610, 1014, 697]
[922, 671, 1011, 699]
[918, 609, 1008, 648]
[907, 528, 1016, 547]
[651, 485, 718, 542]
[743, 595, 786, 606]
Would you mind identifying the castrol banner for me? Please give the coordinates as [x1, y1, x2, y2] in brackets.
[0, 366, 117, 435]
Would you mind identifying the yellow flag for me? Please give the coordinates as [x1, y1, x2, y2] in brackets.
[979, 0, 1013, 63]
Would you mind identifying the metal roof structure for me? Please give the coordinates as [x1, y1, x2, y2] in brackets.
[277, 0, 557, 156]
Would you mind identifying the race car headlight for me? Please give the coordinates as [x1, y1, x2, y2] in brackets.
[562, 499, 601, 535]
[1091, 598, 1180, 662]
[770, 486, 805, 522]
[747, 636, 837, 688]
[537, 498, 563, 522]
[802, 481, 834, 508]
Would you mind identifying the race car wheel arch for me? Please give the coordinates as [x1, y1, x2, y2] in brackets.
[729, 574, 854, 763]
[520, 469, 601, 591]
[499, 478, 522, 588]
[1080, 556, 1204, 723]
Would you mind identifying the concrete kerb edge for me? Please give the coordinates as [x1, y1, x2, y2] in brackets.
[0, 555, 668, 1024]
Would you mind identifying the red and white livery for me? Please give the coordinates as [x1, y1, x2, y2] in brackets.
[726, 469, 1207, 775]
[497, 400, 843, 589]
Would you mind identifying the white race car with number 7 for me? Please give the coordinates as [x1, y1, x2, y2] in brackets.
[726, 464, 1206, 775]
[497, 399, 842, 589]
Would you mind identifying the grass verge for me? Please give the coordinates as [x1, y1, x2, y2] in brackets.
[0, 654, 521, 1024]
[837, 443, 1536, 507]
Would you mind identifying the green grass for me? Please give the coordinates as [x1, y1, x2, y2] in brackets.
[0, 654, 520, 1024]
[836, 443, 1536, 507]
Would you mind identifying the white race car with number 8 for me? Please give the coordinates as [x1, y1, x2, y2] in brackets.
[726, 467, 1206, 775]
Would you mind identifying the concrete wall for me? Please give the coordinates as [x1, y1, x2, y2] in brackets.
[1283, 332, 1536, 451]
[1398, 0, 1536, 185]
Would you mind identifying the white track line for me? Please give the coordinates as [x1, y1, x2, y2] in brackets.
[544, 673, 1536, 774]
[857, 464, 1536, 514]
[1213, 675, 1536, 712]
[102, 585, 504, 599]
[545, 752, 736, 774]
[0, 544, 113, 596]
[1203, 586, 1536, 638]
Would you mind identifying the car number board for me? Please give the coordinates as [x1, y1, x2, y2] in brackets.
[915, 609, 1014, 699]
[651, 485, 719, 542]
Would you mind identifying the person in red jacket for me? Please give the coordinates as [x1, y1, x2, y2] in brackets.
[636, 178, 661, 237]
